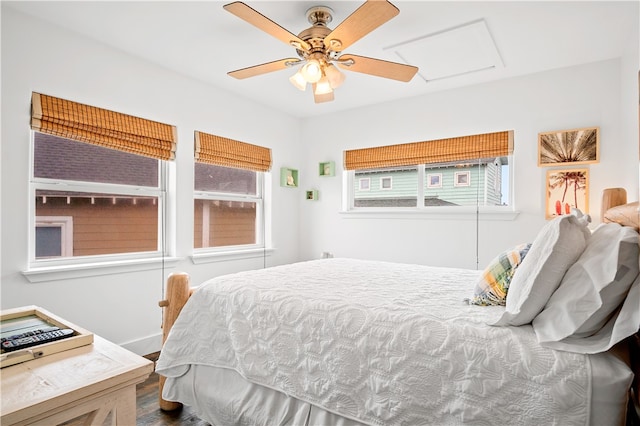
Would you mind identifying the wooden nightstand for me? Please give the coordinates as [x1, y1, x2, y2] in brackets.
[1, 335, 154, 425]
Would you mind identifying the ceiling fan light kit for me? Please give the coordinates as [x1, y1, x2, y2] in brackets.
[288, 59, 346, 95]
[223, 0, 418, 104]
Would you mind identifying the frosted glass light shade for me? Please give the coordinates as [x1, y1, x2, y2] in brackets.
[325, 64, 345, 88]
[289, 71, 307, 91]
[301, 60, 322, 83]
[314, 77, 333, 95]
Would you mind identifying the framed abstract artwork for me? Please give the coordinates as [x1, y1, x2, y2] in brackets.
[538, 127, 599, 166]
[545, 168, 589, 219]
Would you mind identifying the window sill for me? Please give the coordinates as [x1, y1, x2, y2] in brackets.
[191, 247, 275, 264]
[22, 256, 180, 283]
[339, 208, 520, 221]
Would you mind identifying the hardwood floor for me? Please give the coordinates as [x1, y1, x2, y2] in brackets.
[134, 353, 210, 426]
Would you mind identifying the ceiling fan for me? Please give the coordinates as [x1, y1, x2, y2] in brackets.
[223, 0, 419, 103]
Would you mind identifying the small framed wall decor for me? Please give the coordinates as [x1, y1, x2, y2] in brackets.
[305, 190, 318, 201]
[538, 126, 599, 167]
[545, 168, 589, 219]
[280, 167, 298, 187]
[319, 161, 335, 177]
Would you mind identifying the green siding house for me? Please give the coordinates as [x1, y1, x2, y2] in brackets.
[354, 158, 504, 207]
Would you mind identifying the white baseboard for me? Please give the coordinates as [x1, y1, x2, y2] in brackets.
[120, 332, 163, 356]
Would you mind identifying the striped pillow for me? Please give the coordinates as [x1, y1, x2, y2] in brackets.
[470, 243, 532, 306]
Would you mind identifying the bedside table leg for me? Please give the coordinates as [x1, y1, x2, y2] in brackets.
[81, 403, 112, 425]
[112, 386, 137, 425]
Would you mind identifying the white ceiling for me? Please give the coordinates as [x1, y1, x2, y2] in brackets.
[5, 1, 638, 118]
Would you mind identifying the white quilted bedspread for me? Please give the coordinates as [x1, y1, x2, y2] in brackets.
[156, 258, 590, 425]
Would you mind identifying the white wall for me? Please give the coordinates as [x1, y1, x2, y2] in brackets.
[2, 6, 638, 355]
[298, 58, 639, 270]
[620, 11, 640, 201]
[1, 8, 303, 354]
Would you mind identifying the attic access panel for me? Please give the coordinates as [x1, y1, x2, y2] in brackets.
[385, 19, 504, 83]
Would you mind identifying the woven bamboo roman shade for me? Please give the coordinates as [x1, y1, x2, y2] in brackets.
[31, 92, 177, 160]
[194, 131, 272, 172]
[344, 130, 514, 170]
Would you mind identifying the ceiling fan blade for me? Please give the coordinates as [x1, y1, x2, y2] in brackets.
[228, 58, 301, 79]
[312, 85, 335, 103]
[324, 0, 399, 52]
[224, 2, 311, 51]
[336, 54, 418, 82]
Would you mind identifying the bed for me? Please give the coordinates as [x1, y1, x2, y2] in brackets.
[155, 189, 640, 426]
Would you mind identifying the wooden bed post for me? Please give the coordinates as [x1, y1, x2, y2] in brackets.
[157, 272, 192, 411]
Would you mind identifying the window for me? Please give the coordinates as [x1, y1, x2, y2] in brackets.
[359, 178, 371, 191]
[32, 133, 165, 260]
[29, 92, 176, 266]
[454, 171, 471, 187]
[427, 173, 442, 188]
[35, 216, 73, 258]
[194, 163, 262, 249]
[354, 167, 417, 207]
[193, 131, 271, 251]
[500, 163, 509, 205]
[344, 130, 513, 210]
[380, 176, 393, 190]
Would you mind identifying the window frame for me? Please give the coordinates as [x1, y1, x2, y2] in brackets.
[193, 169, 266, 254]
[358, 177, 371, 191]
[454, 171, 471, 187]
[379, 176, 393, 190]
[426, 173, 442, 188]
[342, 156, 517, 219]
[35, 216, 73, 258]
[27, 131, 169, 271]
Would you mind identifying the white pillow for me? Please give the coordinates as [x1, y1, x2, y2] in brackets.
[532, 223, 639, 343]
[537, 274, 640, 354]
[493, 212, 591, 326]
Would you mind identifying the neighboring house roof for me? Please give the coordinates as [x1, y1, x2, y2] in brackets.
[34, 132, 158, 187]
[424, 197, 458, 207]
[194, 162, 256, 194]
[34, 132, 259, 198]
